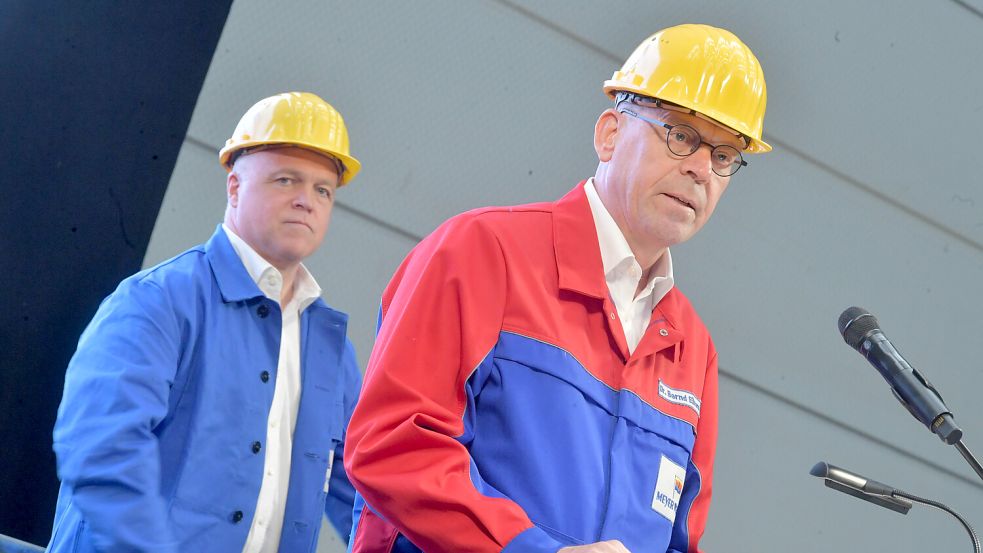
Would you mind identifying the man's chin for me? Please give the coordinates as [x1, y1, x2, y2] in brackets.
[640, 222, 696, 249]
[264, 246, 314, 270]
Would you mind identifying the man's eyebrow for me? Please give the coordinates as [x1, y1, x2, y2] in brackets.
[269, 167, 338, 188]
[269, 168, 304, 178]
[654, 112, 744, 148]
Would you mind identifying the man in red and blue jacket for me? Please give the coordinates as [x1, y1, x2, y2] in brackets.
[345, 25, 772, 553]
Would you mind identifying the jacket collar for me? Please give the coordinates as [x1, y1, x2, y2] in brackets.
[552, 181, 608, 301]
[205, 224, 333, 312]
[204, 224, 272, 304]
[553, 182, 684, 340]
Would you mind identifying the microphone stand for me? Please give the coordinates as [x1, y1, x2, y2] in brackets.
[811, 461, 981, 553]
[954, 440, 983, 483]
[925, 412, 983, 484]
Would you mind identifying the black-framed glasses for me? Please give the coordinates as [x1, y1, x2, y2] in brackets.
[620, 107, 748, 177]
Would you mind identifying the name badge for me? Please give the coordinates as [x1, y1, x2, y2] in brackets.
[658, 379, 701, 416]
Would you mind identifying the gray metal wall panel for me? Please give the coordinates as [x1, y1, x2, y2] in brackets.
[182, 0, 607, 234]
[709, 376, 983, 552]
[507, 0, 983, 245]
[678, 140, 983, 480]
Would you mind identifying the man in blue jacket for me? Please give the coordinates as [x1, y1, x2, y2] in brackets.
[47, 92, 363, 553]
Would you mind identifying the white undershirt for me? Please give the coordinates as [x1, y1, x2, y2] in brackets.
[583, 179, 675, 352]
[223, 225, 321, 553]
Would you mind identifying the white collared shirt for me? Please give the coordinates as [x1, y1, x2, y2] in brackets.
[222, 225, 322, 553]
[583, 179, 675, 353]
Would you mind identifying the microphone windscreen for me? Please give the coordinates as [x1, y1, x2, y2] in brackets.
[809, 461, 830, 478]
[838, 306, 879, 349]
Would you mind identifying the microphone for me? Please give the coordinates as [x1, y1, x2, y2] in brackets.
[837, 306, 962, 444]
[809, 461, 911, 514]
[810, 461, 982, 553]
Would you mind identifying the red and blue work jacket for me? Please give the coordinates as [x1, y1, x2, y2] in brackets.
[346, 183, 718, 553]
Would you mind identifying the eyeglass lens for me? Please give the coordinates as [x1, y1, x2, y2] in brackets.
[666, 124, 743, 177]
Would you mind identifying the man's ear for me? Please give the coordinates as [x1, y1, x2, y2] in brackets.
[227, 172, 241, 208]
[594, 108, 620, 163]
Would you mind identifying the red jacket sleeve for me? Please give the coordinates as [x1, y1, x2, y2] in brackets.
[344, 213, 551, 553]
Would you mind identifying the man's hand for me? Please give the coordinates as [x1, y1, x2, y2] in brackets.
[558, 540, 631, 553]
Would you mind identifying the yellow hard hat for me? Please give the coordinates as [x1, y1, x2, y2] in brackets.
[218, 92, 362, 185]
[604, 24, 770, 153]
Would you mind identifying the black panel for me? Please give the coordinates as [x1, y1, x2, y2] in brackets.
[0, 1, 232, 544]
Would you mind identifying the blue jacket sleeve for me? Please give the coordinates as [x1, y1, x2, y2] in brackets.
[324, 338, 363, 542]
[52, 278, 182, 552]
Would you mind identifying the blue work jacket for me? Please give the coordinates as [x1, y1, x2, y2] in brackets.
[48, 226, 361, 553]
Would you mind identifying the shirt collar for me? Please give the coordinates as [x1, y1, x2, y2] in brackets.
[222, 224, 322, 310]
[583, 178, 674, 298]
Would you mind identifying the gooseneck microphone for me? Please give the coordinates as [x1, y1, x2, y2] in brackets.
[809, 461, 911, 514]
[810, 461, 981, 553]
[837, 306, 962, 444]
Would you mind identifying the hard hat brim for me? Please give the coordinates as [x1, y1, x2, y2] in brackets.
[219, 140, 362, 185]
[603, 83, 772, 154]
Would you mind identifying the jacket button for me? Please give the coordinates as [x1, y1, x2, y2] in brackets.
[260, 370, 270, 383]
[252, 441, 262, 454]
[231, 510, 244, 523]
[257, 304, 270, 318]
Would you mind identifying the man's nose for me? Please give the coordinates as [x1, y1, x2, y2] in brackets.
[293, 186, 313, 210]
[679, 144, 713, 184]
